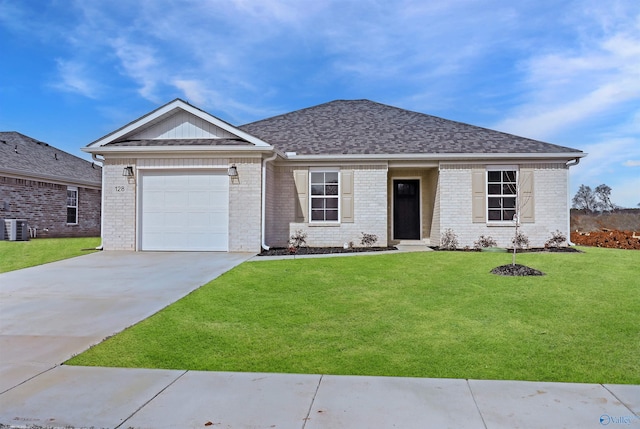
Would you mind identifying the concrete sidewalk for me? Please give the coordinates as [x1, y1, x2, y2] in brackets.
[0, 366, 638, 429]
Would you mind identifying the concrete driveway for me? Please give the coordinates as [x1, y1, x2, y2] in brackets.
[0, 251, 253, 393]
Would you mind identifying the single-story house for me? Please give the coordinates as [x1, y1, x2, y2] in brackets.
[83, 99, 585, 252]
[0, 131, 102, 238]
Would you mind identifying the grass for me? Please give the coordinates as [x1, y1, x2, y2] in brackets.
[66, 247, 640, 384]
[0, 237, 100, 273]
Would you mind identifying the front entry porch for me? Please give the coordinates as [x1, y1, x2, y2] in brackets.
[388, 167, 438, 247]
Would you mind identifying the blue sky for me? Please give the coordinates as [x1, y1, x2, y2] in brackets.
[1, 0, 639, 207]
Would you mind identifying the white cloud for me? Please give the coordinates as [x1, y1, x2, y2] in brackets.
[172, 79, 278, 122]
[110, 38, 161, 101]
[493, 3, 640, 140]
[624, 160, 640, 167]
[53, 59, 100, 98]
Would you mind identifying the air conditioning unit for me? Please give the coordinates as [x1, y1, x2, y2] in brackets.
[5, 219, 29, 241]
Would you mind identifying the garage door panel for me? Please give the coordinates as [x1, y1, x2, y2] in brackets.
[140, 171, 229, 251]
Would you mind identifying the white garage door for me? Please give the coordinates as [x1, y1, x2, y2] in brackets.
[140, 171, 229, 251]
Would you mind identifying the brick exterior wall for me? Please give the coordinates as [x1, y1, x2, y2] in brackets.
[101, 159, 137, 250]
[97, 157, 571, 252]
[228, 158, 262, 252]
[0, 176, 101, 238]
[437, 163, 570, 248]
[100, 157, 263, 252]
[267, 165, 388, 248]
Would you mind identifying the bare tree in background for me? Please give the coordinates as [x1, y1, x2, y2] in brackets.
[572, 185, 598, 212]
[594, 184, 616, 212]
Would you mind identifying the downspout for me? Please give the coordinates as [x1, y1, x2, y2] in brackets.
[565, 157, 581, 246]
[261, 151, 279, 251]
[92, 153, 105, 250]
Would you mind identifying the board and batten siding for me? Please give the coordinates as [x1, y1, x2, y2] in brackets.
[130, 111, 237, 140]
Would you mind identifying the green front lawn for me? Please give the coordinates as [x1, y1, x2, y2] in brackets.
[0, 237, 100, 273]
[67, 247, 640, 384]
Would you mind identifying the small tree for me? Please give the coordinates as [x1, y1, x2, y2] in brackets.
[572, 185, 598, 212]
[509, 172, 534, 265]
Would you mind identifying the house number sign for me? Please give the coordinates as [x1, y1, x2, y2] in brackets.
[115, 186, 125, 192]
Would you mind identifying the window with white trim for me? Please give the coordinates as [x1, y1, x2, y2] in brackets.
[487, 170, 517, 222]
[66, 186, 78, 224]
[310, 171, 339, 222]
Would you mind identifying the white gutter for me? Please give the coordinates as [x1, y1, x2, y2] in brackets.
[284, 152, 587, 162]
[92, 153, 106, 250]
[261, 151, 279, 251]
[565, 157, 582, 246]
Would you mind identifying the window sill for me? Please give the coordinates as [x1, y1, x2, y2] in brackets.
[66, 223, 79, 226]
[308, 222, 341, 227]
[486, 222, 516, 227]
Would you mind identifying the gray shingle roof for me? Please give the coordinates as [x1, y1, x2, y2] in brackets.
[0, 132, 101, 186]
[240, 99, 583, 156]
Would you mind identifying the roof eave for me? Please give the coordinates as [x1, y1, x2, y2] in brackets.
[82, 145, 277, 156]
[283, 152, 587, 162]
[0, 168, 101, 189]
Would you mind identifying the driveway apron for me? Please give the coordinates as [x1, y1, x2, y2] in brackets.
[0, 251, 253, 393]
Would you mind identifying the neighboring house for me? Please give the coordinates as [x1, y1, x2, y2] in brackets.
[83, 99, 585, 252]
[0, 132, 101, 238]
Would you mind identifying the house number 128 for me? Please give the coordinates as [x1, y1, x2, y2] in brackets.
[115, 186, 125, 192]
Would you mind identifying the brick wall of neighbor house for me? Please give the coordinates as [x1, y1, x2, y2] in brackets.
[437, 164, 569, 248]
[0, 176, 100, 238]
[270, 165, 388, 248]
[101, 159, 136, 250]
[228, 158, 262, 252]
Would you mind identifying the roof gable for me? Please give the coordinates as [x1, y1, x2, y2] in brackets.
[129, 109, 239, 140]
[87, 99, 270, 148]
[0, 132, 101, 187]
[240, 99, 584, 157]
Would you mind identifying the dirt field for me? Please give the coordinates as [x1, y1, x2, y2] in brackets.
[571, 230, 640, 250]
[570, 209, 640, 250]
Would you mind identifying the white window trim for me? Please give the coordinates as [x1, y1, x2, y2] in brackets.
[67, 186, 78, 225]
[309, 168, 341, 224]
[486, 167, 519, 225]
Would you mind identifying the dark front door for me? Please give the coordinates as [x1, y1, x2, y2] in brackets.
[393, 179, 420, 240]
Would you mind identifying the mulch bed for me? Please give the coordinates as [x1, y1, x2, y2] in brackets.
[258, 246, 398, 256]
[491, 264, 545, 276]
[435, 247, 582, 253]
[519, 247, 583, 253]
